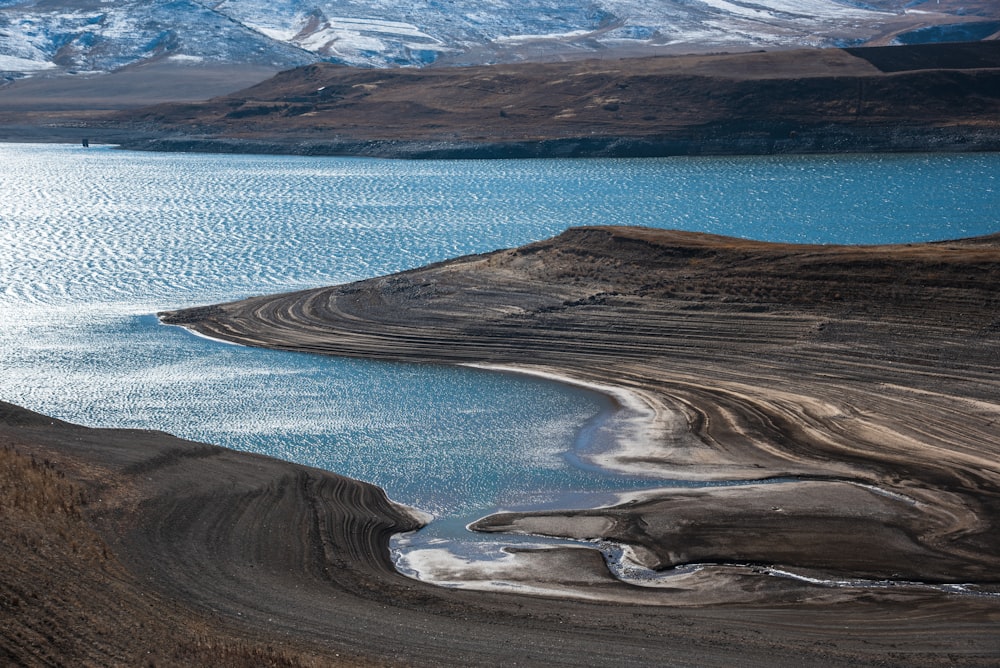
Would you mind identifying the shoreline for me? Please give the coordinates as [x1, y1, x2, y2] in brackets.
[4, 130, 1000, 161]
[116, 127, 1000, 160]
[461, 362, 670, 478]
[3, 136, 1000, 174]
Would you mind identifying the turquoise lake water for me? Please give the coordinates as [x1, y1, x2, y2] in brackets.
[2, 144, 997, 560]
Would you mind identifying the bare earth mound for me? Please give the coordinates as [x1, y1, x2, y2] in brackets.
[161, 226, 1000, 583]
[122, 42, 1000, 157]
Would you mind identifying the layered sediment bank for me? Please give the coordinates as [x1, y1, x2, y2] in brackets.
[4, 226, 999, 665]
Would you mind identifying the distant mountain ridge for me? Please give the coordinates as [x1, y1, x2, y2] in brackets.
[2, 0, 999, 79]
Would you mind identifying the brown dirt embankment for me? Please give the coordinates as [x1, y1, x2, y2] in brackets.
[0, 402, 412, 666]
[11, 401, 1000, 667]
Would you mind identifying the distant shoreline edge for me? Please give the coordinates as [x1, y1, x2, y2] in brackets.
[115, 124, 1000, 159]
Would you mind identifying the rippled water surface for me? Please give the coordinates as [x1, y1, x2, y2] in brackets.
[2, 144, 998, 541]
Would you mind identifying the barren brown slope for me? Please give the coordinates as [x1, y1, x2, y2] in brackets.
[0, 402, 408, 667]
[113, 42, 1000, 157]
[7, 402, 1000, 667]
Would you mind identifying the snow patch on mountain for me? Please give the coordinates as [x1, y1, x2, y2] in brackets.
[0, 0, 995, 78]
[274, 15, 451, 63]
[0, 0, 315, 78]
[0, 54, 56, 71]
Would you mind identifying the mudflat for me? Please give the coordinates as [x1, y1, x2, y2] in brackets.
[5, 227, 1000, 665]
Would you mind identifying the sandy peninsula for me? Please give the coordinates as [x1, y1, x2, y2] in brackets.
[5, 226, 1000, 665]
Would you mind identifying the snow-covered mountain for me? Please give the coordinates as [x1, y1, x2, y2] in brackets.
[2, 0, 998, 78]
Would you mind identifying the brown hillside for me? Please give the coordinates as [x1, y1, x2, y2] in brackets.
[113, 42, 1000, 157]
